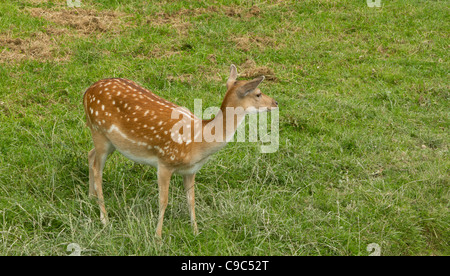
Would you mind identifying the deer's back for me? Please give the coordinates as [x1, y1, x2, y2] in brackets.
[83, 78, 197, 167]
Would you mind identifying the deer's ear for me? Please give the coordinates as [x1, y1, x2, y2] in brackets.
[236, 76, 265, 97]
[227, 64, 238, 89]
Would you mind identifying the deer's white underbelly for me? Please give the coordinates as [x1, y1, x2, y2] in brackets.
[116, 148, 159, 167]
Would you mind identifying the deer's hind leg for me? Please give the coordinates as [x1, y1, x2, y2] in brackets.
[88, 148, 97, 198]
[183, 173, 198, 235]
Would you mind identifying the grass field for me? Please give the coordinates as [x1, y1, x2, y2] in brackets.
[0, 0, 448, 255]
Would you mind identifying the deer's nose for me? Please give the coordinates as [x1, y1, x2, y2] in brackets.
[274, 100, 278, 106]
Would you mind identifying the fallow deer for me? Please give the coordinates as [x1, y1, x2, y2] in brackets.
[83, 65, 278, 238]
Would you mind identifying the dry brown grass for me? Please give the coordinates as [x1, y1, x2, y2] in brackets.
[145, 5, 262, 36]
[0, 6, 131, 63]
[0, 32, 69, 63]
[145, 7, 219, 36]
[230, 34, 280, 53]
[239, 58, 277, 81]
[27, 7, 129, 36]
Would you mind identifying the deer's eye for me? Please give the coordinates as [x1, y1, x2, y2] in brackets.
[256, 93, 262, 98]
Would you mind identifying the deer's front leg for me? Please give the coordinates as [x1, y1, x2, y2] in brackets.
[90, 132, 115, 225]
[183, 174, 198, 235]
[155, 164, 173, 238]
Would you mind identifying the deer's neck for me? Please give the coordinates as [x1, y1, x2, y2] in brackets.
[192, 105, 246, 162]
[211, 106, 247, 141]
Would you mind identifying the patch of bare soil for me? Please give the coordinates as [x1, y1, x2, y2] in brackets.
[167, 73, 193, 83]
[239, 58, 277, 81]
[146, 7, 215, 36]
[148, 4, 260, 23]
[146, 5, 261, 35]
[1, 6, 130, 62]
[26, 0, 56, 4]
[0, 32, 69, 63]
[27, 7, 128, 36]
[207, 54, 217, 64]
[0, 100, 10, 116]
[231, 35, 278, 52]
[197, 65, 223, 82]
[224, 5, 261, 18]
[148, 13, 193, 36]
[145, 48, 181, 59]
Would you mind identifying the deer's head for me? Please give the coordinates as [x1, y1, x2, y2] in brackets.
[221, 64, 278, 114]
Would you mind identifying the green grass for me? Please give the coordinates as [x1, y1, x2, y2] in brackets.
[0, 0, 448, 255]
